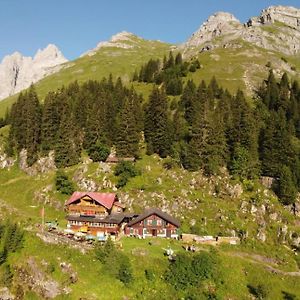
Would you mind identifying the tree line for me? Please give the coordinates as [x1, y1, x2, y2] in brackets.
[132, 52, 201, 96]
[5, 69, 300, 205]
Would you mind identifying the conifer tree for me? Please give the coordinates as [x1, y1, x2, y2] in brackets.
[116, 95, 140, 157]
[144, 87, 171, 157]
[41, 92, 60, 154]
[276, 166, 297, 205]
[54, 94, 81, 168]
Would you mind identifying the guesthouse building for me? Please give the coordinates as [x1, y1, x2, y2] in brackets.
[125, 208, 180, 239]
[65, 192, 125, 238]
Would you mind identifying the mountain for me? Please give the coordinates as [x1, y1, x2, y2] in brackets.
[0, 5, 300, 113]
[184, 5, 300, 56]
[0, 44, 67, 100]
[0, 5, 300, 299]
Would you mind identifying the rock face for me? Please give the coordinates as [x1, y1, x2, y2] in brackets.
[0, 44, 67, 100]
[184, 5, 300, 56]
[184, 12, 242, 51]
[248, 6, 300, 28]
[19, 149, 56, 176]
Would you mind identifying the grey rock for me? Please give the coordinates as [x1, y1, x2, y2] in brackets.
[183, 5, 300, 57]
[19, 150, 56, 175]
[257, 228, 267, 242]
[0, 44, 67, 100]
[0, 288, 14, 300]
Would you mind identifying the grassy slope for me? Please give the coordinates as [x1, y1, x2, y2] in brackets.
[1, 32, 300, 117]
[0, 141, 299, 298]
[0, 36, 171, 117]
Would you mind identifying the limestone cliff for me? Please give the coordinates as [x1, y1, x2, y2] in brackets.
[0, 44, 67, 100]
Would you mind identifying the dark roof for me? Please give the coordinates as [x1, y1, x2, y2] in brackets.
[127, 208, 180, 227]
[67, 213, 125, 224]
[106, 156, 135, 163]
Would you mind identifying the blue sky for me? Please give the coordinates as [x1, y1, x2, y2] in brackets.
[0, 0, 299, 61]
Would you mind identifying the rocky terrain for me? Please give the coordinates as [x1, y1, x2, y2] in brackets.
[81, 31, 142, 57]
[183, 5, 300, 56]
[0, 44, 67, 100]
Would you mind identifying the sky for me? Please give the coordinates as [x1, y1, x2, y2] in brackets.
[0, 0, 299, 61]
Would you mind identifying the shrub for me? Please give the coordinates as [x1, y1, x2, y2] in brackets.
[114, 161, 139, 188]
[95, 237, 133, 284]
[1, 264, 13, 287]
[282, 291, 297, 300]
[247, 283, 270, 299]
[145, 269, 155, 281]
[55, 170, 75, 195]
[118, 257, 133, 285]
[165, 251, 219, 291]
[87, 142, 110, 162]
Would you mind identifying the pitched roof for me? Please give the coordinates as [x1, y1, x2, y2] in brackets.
[67, 213, 132, 225]
[127, 208, 180, 227]
[65, 192, 117, 209]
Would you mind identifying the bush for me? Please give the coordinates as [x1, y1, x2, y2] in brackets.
[282, 291, 297, 300]
[87, 142, 110, 162]
[55, 170, 75, 195]
[114, 161, 139, 188]
[247, 283, 270, 299]
[145, 269, 155, 281]
[118, 256, 133, 285]
[95, 237, 133, 284]
[162, 157, 177, 170]
[1, 264, 13, 287]
[165, 251, 219, 291]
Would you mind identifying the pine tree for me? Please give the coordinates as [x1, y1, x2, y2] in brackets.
[54, 93, 81, 168]
[276, 166, 297, 205]
[41, 92, 61, 154]
[116, 95, 140, 157]
[144, 87, 172, 157]
[180, 80, 197, 125]
[175, 53, 183, 65]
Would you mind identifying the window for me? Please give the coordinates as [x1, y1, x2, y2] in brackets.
[157, 219, 162, 226]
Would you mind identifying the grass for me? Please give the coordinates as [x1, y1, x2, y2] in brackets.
[4, 231, 300, 299]
[0, 37, 172, 117]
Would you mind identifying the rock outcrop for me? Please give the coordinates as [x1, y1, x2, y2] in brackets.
[183, 5, 300, 56]
[19, 149, 56, 176]
[81, 31, 140, 57]
[184, 12, 242, 52]
[0, 44, 67, 100]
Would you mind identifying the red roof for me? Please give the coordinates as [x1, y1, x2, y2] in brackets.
[65, 192, 117, 209]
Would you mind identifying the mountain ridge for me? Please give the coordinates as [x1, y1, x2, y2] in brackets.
[0, 44, 67, 100]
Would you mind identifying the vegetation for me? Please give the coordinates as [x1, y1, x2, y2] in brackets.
[134, 52, 200, 96]
[55, 169, 75, 195]
[0, 27, 300, 299]
[114, 161, 139, 188]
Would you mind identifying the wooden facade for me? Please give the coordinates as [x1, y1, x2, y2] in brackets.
[125, 208, 180, 239]
[65, 192, 125, 237]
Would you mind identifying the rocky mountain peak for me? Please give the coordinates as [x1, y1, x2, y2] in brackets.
[184, 11, 241, 50]
[110, 31, 136, 42]
[0, 44, 67, 101]
[247, 5, 300, 28]
[81, 31, 141, 57]
[183, 5, 300, 56]
[34, 44, 66, 62]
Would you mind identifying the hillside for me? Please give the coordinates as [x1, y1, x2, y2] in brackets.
[0, 4, 300, 299]
[1, 6, 300, 117]
[0, 32, 172, 117]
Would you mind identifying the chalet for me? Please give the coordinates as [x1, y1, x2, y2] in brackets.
[125, 208, 180, 239]
[65, 192, 126, 238]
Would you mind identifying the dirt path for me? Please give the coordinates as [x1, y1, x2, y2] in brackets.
[0, 176, 28, 186]
[228, 251, 300, 277]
